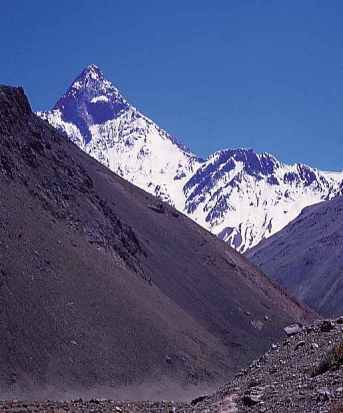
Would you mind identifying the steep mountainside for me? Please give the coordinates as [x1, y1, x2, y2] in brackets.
[247, 195, 343, 316]
[38, 65, 343, 252]
[0, 85, 313, 400]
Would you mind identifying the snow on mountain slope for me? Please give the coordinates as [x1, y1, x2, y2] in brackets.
[184, 148, 343, 251]
[38, 64, 200, 208]
[38, 65, 343, 252]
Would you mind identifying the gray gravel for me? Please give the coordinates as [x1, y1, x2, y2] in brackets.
[1, 318, 343, 412]
[191, 317, 343, 412]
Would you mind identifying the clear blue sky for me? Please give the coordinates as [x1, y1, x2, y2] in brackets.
[1, 1, 343, 170]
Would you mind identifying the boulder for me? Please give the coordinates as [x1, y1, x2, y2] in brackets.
[320, 320, 335, 333]
[284, 323, 302, 336]
[295, 340, 306, 351]
[317, 388, 331, 401]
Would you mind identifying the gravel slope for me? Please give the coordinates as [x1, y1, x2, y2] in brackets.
[0, 85, 313, 400]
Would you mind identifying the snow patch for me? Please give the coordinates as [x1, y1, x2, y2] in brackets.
[90, 95, 109, 103]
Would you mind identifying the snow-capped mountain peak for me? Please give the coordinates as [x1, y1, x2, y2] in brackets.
[57, 63, 124, 101]
[38, 66, 343, 252]
[49, 64, 129, 145]
[38, 65, 200, 208]
[69, 63, 104, 85]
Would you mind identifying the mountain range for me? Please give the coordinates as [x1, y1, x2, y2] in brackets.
[38, 65, 343, 252]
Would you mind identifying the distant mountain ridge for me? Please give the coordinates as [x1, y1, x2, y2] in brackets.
[247, 195, 343, 316]
[184, 148, 342, 251]
[38, 65, 343, 251]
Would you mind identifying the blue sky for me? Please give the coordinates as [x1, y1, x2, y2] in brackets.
[1, 1, 343, 170]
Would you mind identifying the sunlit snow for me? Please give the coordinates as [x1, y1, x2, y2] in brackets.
[37, 66, 343, 252]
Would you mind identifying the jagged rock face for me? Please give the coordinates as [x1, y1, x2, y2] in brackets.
[247, 195, 343, 316]
[38, 66, 343, 252]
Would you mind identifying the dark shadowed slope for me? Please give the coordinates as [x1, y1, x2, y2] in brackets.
[0, 86, 313, 400]
[247, 195, 343, 317]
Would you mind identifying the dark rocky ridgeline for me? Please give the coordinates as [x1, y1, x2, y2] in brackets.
[0, 85, 313, 400]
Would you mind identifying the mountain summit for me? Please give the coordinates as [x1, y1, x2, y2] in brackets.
[38, 65, 343, 251]
[52, 64, 129, 144]
[39, 65, 199, 208]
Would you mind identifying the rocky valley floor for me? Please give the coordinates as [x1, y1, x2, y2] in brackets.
[190, 317, 343, 413]
[0, 400, 187, 413]
[1, 317, 343, 412]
